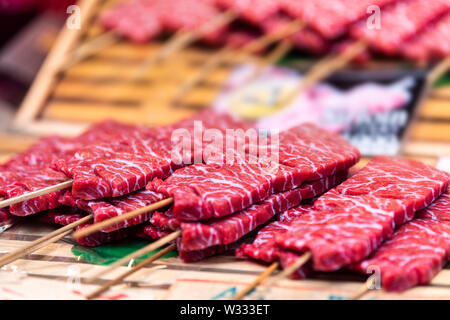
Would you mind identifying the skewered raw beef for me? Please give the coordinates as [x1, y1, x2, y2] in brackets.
[416, 189, 450, 221]
[238, 157, 449, 275]
[59, 190, 167, 233]
[150, 123, 359, 221]
[402, 12, 450, 61]
[0, 137, 71, 216]
[149, 157, 301, 221]
[0, 120, 140, 216]
[275, 123, 360, 180]
[141, 172, 347, 262]
[40, 207, 133, 246]
[53, 131, 178, 201]
[351, 0, 450, 55]
[353, 190, 450, 292]
[274, 156, 449, 272]
[334, 156, 450, 211]
[100, 0, 227, 43]
[279, 0, 398, 39]
[54, 110, 252, 201]
[178, 172, 347, 251]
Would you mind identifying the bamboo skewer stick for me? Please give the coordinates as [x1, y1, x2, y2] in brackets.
[171, 19, 304, 104]
[59, 9, 236, 76]
[0, 180, 73, 209]
[234, 252, 312, 300]
[0, 214, 93, 267]
[242, 39, 294, 85]
[84, 230, 181, 283]
[72, 197, 174, 239]
[268, 39, 367, 111]
[348, 277, 376, 300]
[426, 56, 450, 85]
[240, 20, 304, 55]
[131, 10, 238, 81]
[253, 252, 312, 300]
[232, 262, 279, 300]
[86, 243, 177, 299]
[263, 39, 293, 66]
[59, 31, 119, 72]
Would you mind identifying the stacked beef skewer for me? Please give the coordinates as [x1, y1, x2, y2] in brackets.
[237, 156, 450, 294]
[99, 0, 450, 64]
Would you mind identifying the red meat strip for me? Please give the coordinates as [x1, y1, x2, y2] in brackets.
[279, 0, 398, 39]
[275, 123, 360, 180]
[274, 157, 449, 272]
[177, 239, 229, 263]
[59, 190, 167, 233]
[137, 224, 171, 240]
[351, 0, 450, 55]
[354, 219, 450, 292]
[100, 0, 164, 43]
[53, 132, 179, 200]
[40, 207, 132, 247]
[402, 12, 450, 61]
[416, 189, 450, 221]
[150, 123, 359, 222]
[179, 172, 347, 251]
[352, 189, 450, 292]
[335, 156, 450, 211]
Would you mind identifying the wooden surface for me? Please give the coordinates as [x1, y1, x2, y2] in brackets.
[0, 221, 450, 300]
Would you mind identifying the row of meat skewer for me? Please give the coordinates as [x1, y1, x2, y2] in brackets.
[0, 108, 449, 298]
[70, 0, 450, 112]
[98, 0, 450, 63]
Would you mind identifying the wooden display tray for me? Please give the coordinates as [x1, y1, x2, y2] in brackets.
[0, 219, 449, 300]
